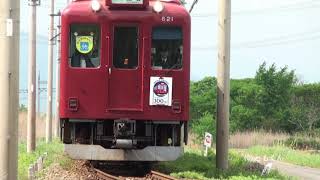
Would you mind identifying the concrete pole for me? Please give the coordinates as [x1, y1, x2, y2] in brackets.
[55, 13, 61, 137]
[0, 0, 20, 179]
[216, 0, 231, 170]
[46, 0, 54, 143]
[27, 0, 38, 153]
[8, 8, 20, 179]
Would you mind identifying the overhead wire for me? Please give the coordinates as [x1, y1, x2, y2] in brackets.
[189, 0, 199, 13]
[38, 1, 67, 10]
[192, 0, 320, 17]
[193, 29, 320, 50]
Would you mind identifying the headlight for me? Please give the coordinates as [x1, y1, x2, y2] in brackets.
[91, 0, 101, 12]
[153, 0, 164, 13]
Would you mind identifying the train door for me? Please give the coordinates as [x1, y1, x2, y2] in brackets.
[107, 25, 143, 111]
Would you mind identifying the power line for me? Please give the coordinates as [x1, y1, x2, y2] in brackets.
[193, 31, 320, 50]
[234, 35, 320, 49]
[189, 0, 199, 13]
[39, 1, 66, 9]
[19, 88, 56, 93]
[192, 0, 320, 17]
[193, 36, 320, 50]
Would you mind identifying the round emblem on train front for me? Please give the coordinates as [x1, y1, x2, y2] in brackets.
[76, 36, 94, 54]
[153, 81, 169, 97]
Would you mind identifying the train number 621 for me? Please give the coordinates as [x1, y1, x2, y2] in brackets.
[161, 16, 174, 22]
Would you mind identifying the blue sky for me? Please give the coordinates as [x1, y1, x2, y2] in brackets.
[19, 0, 320, 109]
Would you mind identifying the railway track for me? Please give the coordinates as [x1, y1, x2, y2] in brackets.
[148, 171, 177, 180]
[95, 168, 177, 180]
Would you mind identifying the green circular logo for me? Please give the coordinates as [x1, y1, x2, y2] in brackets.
[76, 36, 93, 54]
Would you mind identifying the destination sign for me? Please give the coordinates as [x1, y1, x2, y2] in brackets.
[111, 0, 143, 4]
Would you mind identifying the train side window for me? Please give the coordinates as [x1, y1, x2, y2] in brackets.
[151, 27, 183, 70]
[113, 26, 138, 69]
[69, 24, 100, 68]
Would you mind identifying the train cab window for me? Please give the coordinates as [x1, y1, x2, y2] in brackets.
[151, 27, 183, 70]
[69, 24, 100, 68]
[113, 26, 138, 69]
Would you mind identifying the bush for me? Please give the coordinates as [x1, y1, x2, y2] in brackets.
[285, 137, 320, 150]
[191, 112, 216, 142]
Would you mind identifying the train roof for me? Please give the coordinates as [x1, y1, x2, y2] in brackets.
[63, 0, 189, 18]
[73, 0, 181, 3]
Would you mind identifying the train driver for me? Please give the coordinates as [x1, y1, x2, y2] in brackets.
[151, 27, 183, 70]
[153, 46, 172, 69]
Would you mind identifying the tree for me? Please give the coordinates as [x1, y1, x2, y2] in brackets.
[189, 77, 217, 139]
[255, 62, 297, 130]
[190, 77, 216, 124]
[230, 79, 263, 131]
[192, 112, 216, 141]
[190, 62, 320, 135]
[289, 84, 320, 131]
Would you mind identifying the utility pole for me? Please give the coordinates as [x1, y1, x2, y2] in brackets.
[0, 0, 20, 179]
[216, 0, 231, 170]
[27, 0, 40, 153]
[47, 0, 54, 143]
[55, 11, 61, 137]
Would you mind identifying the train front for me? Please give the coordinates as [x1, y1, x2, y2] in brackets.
[59, 0, 190, 161]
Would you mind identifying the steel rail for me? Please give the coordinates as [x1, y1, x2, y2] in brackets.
[149, 171, 177, 180]
[94, 168, 177, 180]
[95, 168, 120, 180]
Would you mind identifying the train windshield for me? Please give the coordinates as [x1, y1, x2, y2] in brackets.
[113, 26, 138, 69]
[69, 24, 100, 68]
[151, 27, 183, 70]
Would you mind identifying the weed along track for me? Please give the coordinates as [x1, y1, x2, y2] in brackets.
[91, 162, 177, 180]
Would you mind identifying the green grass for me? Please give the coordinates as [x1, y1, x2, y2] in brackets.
[246, 145, 320, 168]
[18, 139, 73, 180]
[154, 148, 290, 180]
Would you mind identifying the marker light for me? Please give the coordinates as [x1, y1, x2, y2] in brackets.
[153, 0, 164, 13]
[68, 98, 79, 111]
[91, 0, 101, 12]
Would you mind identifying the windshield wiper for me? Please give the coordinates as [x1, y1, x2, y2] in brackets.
[165, 63, 181, 76]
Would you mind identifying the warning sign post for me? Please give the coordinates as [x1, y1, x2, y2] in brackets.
[203, 132, 212, 157]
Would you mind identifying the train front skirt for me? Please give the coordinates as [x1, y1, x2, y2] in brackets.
[64, 145, 183, 161]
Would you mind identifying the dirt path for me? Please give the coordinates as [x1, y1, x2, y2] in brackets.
[271, 160, 320, 180]
[240, 153, 320, 179]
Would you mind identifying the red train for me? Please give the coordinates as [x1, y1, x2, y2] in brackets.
[60, 0, 190, 161]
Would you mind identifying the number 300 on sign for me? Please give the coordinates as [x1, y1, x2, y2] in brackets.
[154, 99, 165, 104]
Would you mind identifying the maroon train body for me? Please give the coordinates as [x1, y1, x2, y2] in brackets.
[59, 0, 190, 161]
